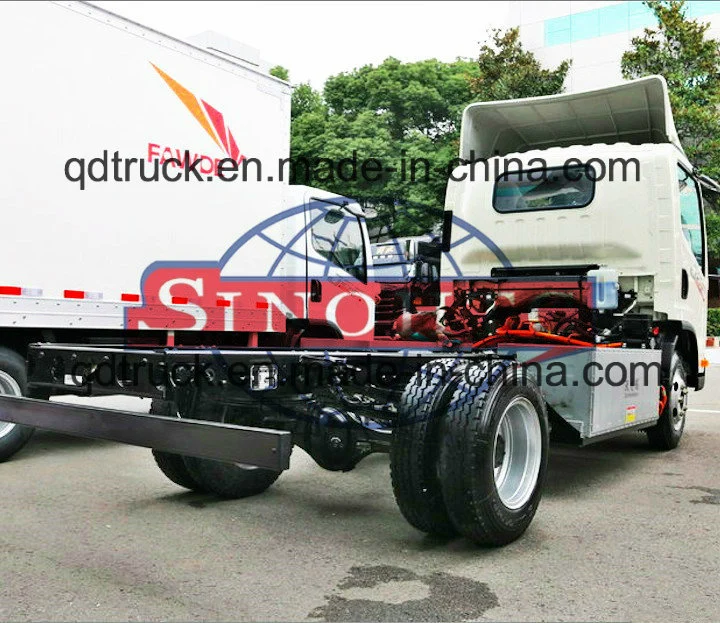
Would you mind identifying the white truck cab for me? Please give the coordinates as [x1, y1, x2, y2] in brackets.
[444, 76, 709, 390]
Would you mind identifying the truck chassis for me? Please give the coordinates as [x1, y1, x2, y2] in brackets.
[0, 335, 677, 546]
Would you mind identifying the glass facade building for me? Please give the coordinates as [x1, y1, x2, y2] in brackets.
[515, 1, 720, 92]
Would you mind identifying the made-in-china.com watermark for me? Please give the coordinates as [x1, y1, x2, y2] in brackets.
[63, 148, 642, 190]
[65, 351, 661, 393]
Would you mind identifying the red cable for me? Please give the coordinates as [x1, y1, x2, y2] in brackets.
[473, 326, 623, 349]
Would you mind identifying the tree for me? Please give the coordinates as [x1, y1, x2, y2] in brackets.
[621, 1, 720, 178]
[289, 29, 570, 237]
[471, 28, 570, 101]
[269, 65, 289, 81]
[291, 83, 324, 120]
[324, 57, 480, 141]
[289, 58, 478, 234]
[707, 210, 720, 267]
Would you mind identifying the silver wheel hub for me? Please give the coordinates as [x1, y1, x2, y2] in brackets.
[493, 396, 542, 510]
[0, 370, 22, 440]
[668, 367, 688, 432]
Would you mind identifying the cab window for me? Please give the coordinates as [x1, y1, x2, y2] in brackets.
[311, 206, 367, 282]
[493, 165, 595, 213]
[677, 165, 705, 271]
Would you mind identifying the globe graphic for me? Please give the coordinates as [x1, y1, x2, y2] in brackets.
[217, 200, 511, 282]
[130, 197, 511, 340]
[219, 200, 361, 280]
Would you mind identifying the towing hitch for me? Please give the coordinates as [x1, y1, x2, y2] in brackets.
[0, 395, 291, 471]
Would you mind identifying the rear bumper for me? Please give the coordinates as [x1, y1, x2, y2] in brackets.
[0, 395, 291, 471]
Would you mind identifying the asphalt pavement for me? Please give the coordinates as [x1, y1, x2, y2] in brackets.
[1, 368, 719, 622]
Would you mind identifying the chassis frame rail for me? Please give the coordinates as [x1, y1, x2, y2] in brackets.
[0, 395, 292, 471]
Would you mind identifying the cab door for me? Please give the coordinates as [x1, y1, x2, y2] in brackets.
[304, 196, 376, 340]
[676, 165, 708, 362]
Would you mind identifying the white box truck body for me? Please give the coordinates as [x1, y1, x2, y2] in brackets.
[0, 1, 377, 342]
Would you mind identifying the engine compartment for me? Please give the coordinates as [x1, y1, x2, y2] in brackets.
[440, 268, 652, 349]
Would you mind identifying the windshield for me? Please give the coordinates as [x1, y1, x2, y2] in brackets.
[310, 206, 367, 282]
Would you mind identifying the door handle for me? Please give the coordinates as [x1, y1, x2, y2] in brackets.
[310, 279, 322, 303]
[681, 269, 689, 300]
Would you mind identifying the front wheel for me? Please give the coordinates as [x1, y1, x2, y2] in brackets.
[438, 362, 549, 546]
[647, 351, 688, 450]
[0, 347, 35, 462]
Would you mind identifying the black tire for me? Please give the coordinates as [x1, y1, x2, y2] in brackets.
[0, 347, 35, 462]
[438, 361, 549, 546]
[390, 358, 466, 537]
[150, 400, 207, 492]
[182, 401, 281, 499]
[647, 350, 687, 450]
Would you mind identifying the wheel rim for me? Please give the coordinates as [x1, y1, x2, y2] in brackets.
[493, 396, 542, 510]
[0, 370, 22, 440]
[668, 366, 688, 432]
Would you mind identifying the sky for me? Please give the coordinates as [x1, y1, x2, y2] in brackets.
[93, 1, 512, 88]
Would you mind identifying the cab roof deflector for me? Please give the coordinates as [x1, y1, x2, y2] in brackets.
[460, 75, 683, 160]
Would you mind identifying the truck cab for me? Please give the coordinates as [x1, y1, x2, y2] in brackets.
[442, 76, 709, 390]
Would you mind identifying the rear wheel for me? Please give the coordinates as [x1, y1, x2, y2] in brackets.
[181, 401, 282, 499]
[150, 400, 206, 492]
[0, 347, 35, 462]
[647, 351, 688, 450]
[438, 362, 549, 546]
[390, 359, 466, 537]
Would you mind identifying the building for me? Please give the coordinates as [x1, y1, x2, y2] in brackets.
[516, 1, 720, 92]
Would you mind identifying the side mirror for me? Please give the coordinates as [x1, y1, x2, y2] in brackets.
[324, 209, 344, 224]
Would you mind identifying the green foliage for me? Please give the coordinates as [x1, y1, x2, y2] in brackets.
[269, 65, 289, 81]
[289, 57, 479, 235]
[471, 28, 571, 101]
[291, 83, 324, 120]
[324, 57, 479, 141]
[621, 1, 720, 178]
[708, 308, 720, 335]
[288, 29, 569, 237]
[706, 210, 720, 265]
